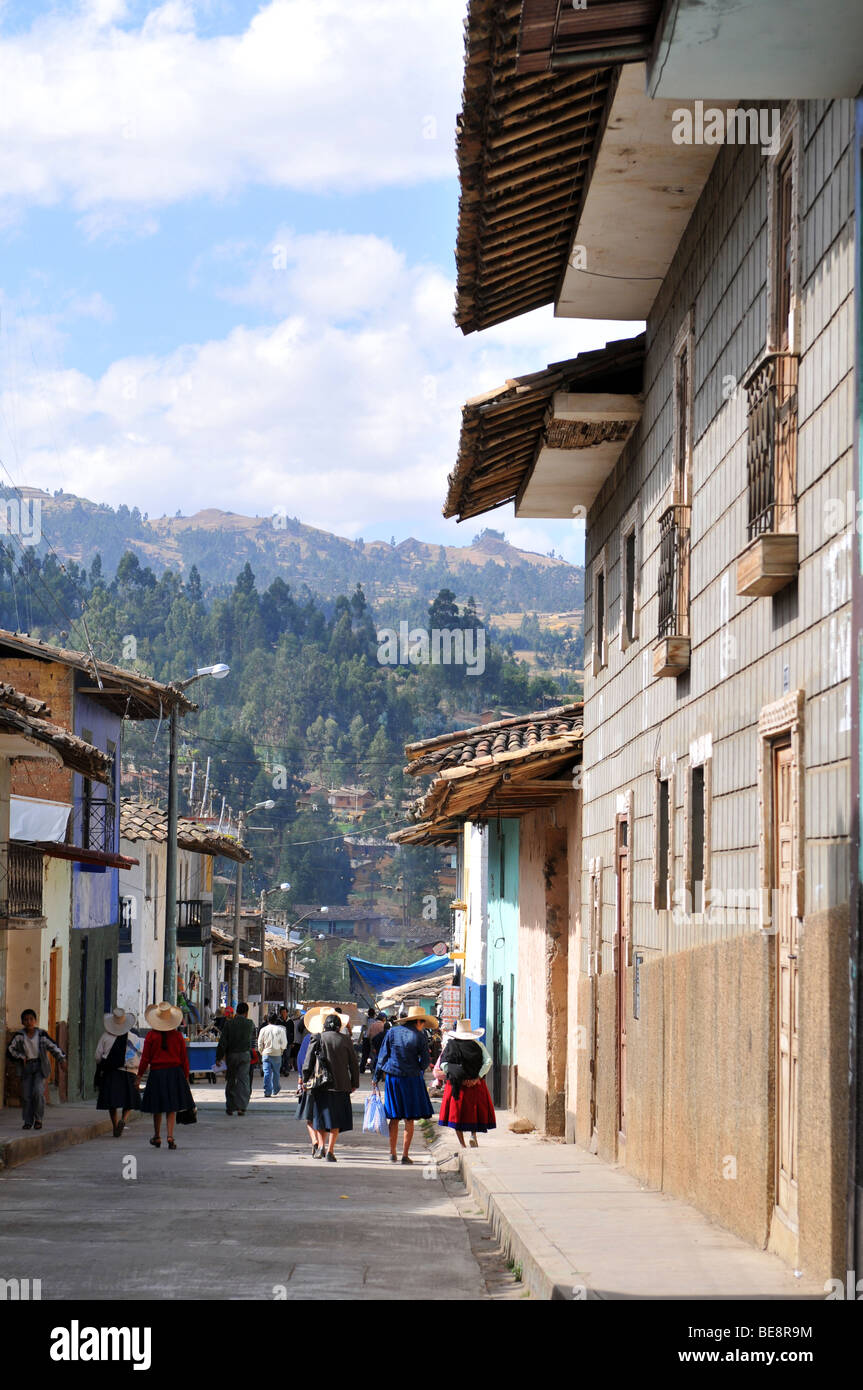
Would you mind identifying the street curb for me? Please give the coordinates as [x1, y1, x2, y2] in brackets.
[0, 1114, 139, 1172]
[424, 1127, 590, 1302]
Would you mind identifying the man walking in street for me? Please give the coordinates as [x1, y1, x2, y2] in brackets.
[258, 1013, 288, 1096]
[7, 1009, 66, 1130]
[367, 1009, 387, 1072]
[216, 1001, 256, 1115]
[277, 1006, 295, 1076]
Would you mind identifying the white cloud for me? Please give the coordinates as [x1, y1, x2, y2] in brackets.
[0, 0, 463, 218]
[0, 231, 635, 546]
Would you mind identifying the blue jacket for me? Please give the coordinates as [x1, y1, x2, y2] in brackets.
[374, 1024, 430, 1079]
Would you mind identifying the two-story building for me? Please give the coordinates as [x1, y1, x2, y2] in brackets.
[0, 630, 192, 1099]
[441, 0, 859, 1279]
[117, 798, 252, 1025]
[0, 682, 110, 1108]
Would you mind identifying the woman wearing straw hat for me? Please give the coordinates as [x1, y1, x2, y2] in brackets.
[301, 1008, 359, 1162]
[296, 1005, 342, 1152]
[374, 1004, 435, 1164]
[94, 1006, 142, 1137]
[137, 1002, 194, 1150]
[438, 1017, 495, 1148]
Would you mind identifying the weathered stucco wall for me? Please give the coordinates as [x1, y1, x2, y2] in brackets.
[582, 919, 848, 1277]
[565, 791, 582, 1143]
[517, 798, 575, 1134]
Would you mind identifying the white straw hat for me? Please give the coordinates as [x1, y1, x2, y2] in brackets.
[104, 1006, 135, 1035]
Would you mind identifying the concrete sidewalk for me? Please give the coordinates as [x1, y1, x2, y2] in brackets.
[0, 1102, 139, 1171]
[425, 1110, 825, 1301]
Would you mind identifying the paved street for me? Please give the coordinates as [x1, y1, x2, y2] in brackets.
[0, 1078, 502, 1301]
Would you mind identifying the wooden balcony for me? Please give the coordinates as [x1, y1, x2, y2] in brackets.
[177, 899, 213, 946]
[653, 503, 690, 677]
[0, 844, 46, 927]
[737, 352, 798, 597]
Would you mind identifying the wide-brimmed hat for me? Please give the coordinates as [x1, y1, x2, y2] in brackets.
[453, 1016, 485, 1040]
[305, 1007, 351, 1035]
[397, 1004, 439, 1028]
[145, 1001, 183, 1032]
[103, 1006, 135, 1036]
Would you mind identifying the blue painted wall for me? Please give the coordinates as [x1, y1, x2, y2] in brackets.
[72, 689, 121, 931]
[464, 978, 487, 1034]
[486, 819, 520, 1105]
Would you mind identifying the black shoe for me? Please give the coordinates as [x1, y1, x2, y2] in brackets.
[22, 1123, 32, 1130]
[33, 1122, 42, 1131]
[313, 1148, 325, 1158]
[325, 1152, 337, 1162]
[237, 1110, 246, 1116]
[389, 1153, 397, 1162]
[400, 1155, 413, 1165]
[226, 1109, 234, 1115]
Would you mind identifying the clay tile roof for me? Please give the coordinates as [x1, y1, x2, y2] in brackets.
[119, 798, 252, 863]
[404, 701, 583, 777]
[0, 683, 112, 782]
[391, 701, 583, 844]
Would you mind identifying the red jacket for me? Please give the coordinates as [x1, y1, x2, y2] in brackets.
[138, 1029, 189, 1079]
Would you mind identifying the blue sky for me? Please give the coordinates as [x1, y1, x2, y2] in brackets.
[0, 1, 636, 565]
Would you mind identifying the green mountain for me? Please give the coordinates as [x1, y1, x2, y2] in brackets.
[9, 489, 583, 620]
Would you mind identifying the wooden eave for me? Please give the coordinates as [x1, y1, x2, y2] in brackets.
[0, 629, 195, 721]
[455, 0, 614, 334]
[0, 698, 112, 783]
[517, 0, 663, 75]
[444, 334, 644, 521]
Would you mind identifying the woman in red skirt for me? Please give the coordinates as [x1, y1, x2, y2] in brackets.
[438, 1017, 495, 1148]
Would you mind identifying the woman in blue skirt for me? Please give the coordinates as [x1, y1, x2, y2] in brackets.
[374, 1005, 436, 1164]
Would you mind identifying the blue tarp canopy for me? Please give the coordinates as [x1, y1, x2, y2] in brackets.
[347, 953, 450, 1001]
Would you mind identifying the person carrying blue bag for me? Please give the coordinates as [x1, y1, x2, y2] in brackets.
[363, 1082, 388, 1137]
[373, 1004, 436, 1164]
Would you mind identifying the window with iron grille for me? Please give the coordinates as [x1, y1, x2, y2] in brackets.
[591, 546, 608, 675]
[744, 352, 798, 539]
[656, 315, 694, 648]
[657, 504, 690, 639]
[3, 844, 44, 919]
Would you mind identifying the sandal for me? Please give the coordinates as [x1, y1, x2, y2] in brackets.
[167, 1140, 177, 1150]
[149, 1137, 161, 1148]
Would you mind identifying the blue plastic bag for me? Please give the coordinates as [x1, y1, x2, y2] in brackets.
[363, 1086, 388, 1136]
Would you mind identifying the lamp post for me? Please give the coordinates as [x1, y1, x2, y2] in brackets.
[259, 880, 291, 1022]
[229, 800, 275, 1008]
[163, 663, 230, 1005]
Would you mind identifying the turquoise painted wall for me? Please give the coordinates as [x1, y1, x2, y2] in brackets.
[486, 819, 519, 1107]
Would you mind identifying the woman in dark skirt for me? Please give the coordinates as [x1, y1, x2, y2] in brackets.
[438, 1017, 496, 1148]
[302, 1009, 359, 1162]
[95, 1007, 142, 1137]
[137, 1002, 194, 1150]
[374, 1005, 436, 1164]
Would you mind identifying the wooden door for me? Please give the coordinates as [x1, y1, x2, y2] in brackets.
[589, 870, 601, 1137]
[616, 821, 630, 1140]
[492, 980, 503, 1108]
[773, 739, 799, 1227]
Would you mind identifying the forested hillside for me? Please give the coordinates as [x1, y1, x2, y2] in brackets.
[0, 531, 581, 918]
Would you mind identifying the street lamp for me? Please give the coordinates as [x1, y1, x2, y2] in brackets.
[229, 800, 276, 1008]
[259, 880, 291, 1019]
[163, 662, 231, 1005]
